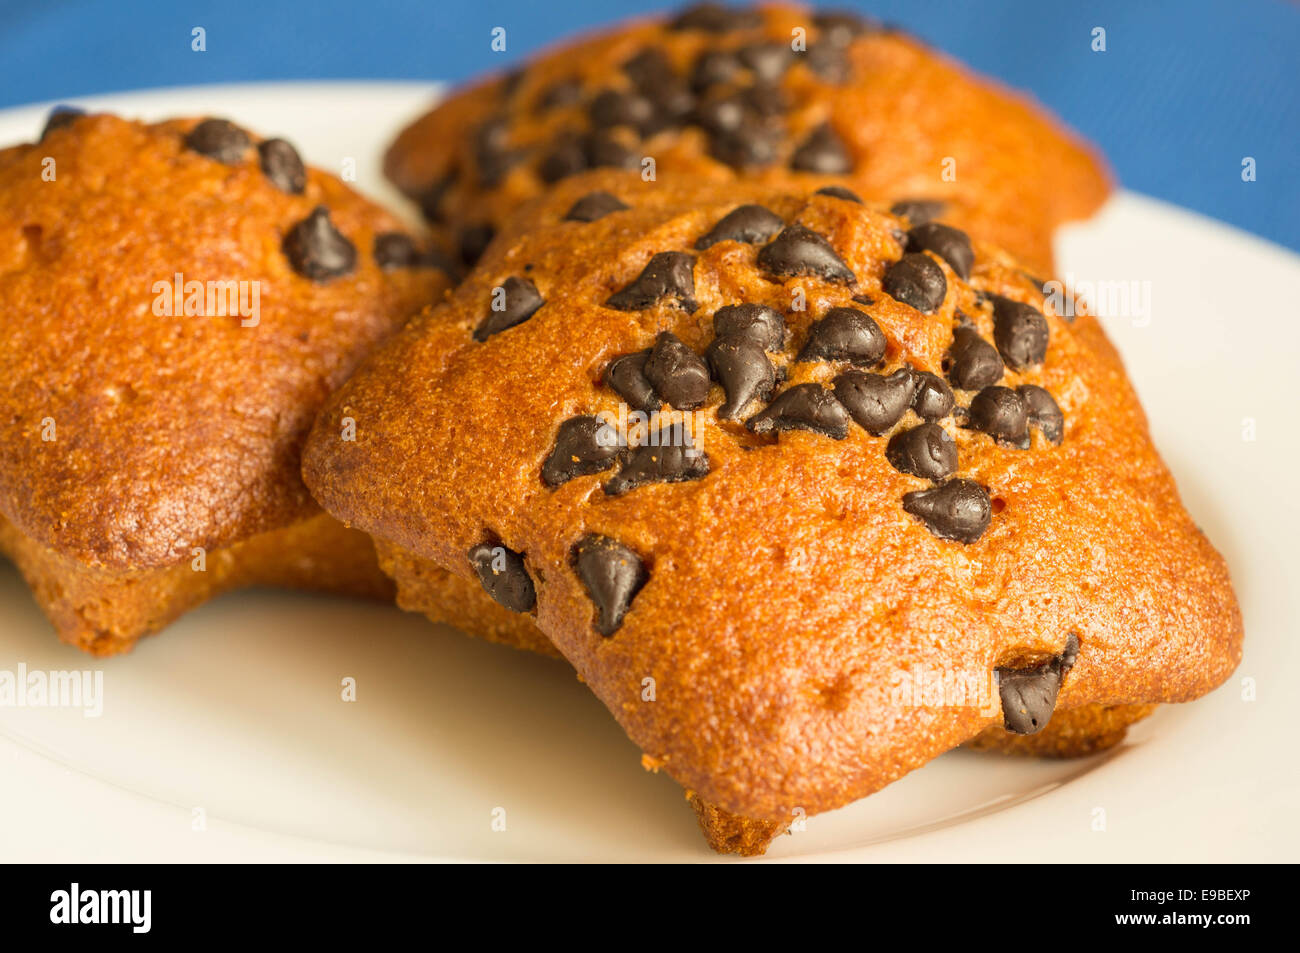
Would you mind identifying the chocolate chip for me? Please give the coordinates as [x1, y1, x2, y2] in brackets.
[692, 92, 747, 134]
[997, 633, 1080, 734]
[790, 122, 852, 174]
[738, 43, 791, 81]
[886, 423, 958, 481]
[607, 252, 697, 312]
[902, 479, 991, 543]
[39, 106, 84, 141]
[748, 383, 848, 439]
[797, 307, 886, 366]
[708, 125, 781, 167]
[574, 535, 648, 636]
[968, 386, 1029, 446]
[373, 232, 427, 270]
[282, 206, 356, 282]
[757, 224, 855, 284]
[417, 176, 453, 224]
[1018, 385, 1064, 444]
[589, 88, 656, 131]
[604, 424, 710, 495]
[815, 185, 863, 203]
[564, 191, 629, 222]
[946, 326, 1004, 390]
[538, 134, 588, 183]
[906, 222, 973, 280]
[623, 48, 675, 88]
[740, 82, 788, 116]
[991, 295, 1049, 370]
[583, 130, 639, 170]
[804, 43, 850, 83]
[536, 78, 584, 112]
[255, 138, 306, 194]
[467, 542, 536, 613]
[814, 10, 873, 46]
[669, 2, 761, 31]
[889, 199, 946, 226]
[605, 350, 661, 412]
[474, 276, 544, 341]
[882, 252, 947, 312]
[473, 117, 521, 187]
[696, 204, 784, 249]
[833, 368, 914, 435]
[542, 415, 622, 486]
[185, 118, 251, 164]
[458, 224, 496, 267]
[644, 331, 711, 409]
[712, 303, 785, 351]
[640, 78, 696, 135]
[708, 335, 776, 418]
[909, 371, 955, 420]
[690, 50, 741, 90]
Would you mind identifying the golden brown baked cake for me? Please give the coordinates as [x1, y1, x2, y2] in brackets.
[384, 2, 1110, 275]
[303, 171, 1241, 854]
[0, 112, 451, 654]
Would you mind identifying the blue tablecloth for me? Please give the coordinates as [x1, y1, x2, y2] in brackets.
[3, 0, 1297, 251]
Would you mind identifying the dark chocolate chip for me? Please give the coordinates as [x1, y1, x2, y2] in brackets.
[622, 48, 676, 89]
[946, 325, 1004, 390]
[695, 204, 784, 249]
[889, 199, 946, 226]
[458, 224, 496, 267]
[605, 350, 661, 412]
[902, 479, 991, 543]
[640, 78, 696, 135]
[790, 122, 852, 174]
[814, 10, 874, 46]
[542, 415, 622, 486]
[804, 43, 850, 82]
[467, 541, 536, 613]
[474, 276, 544, 341]
[833, 368, 915, 435]
[968, 386, 1029, 446]
[886, 423, 958, 481]
[708, 335, 776, 418]
[473, 117, 521, 187]
[747, 383, 849, 439]
[607, 252, 698, 312]
[39, 106, 84, 141]
[997, 633, 1080, 734]
[991, 294, 1049, 370]
[282, 206, 356, 282]
[740, 81, 788, 116]
[757, 224, 856, 284]
[1018, 384, 1064, 444]
[538, 134, 588, 183]
[796, 307, 886, 366]
[417, 176, 453, 224]
[738, 43, 792, 81]
[690, 49, 741, 90]
[882, 252, 947, 312]
[669, 3, 761, 32]
[185, 118, 251, 164]
[708, 124, 781, 167]
[604, 424, 710, 495]
[692, 92, 747, 134]
[906, 222, 973, 280]
[589, 88, 656, 130]
[257, 138, 306, 194]
[574, 535, 648, 636]
[583, 130, 639, 170]
[373, 232, 422, 270]
[644, 331, 711, 409]
[536, 78, 584, 112]
[815, 185, 863, 203]
[909, 371, 955, 420]
[712, 303, 785, 351]
[564, 190, 629, 222]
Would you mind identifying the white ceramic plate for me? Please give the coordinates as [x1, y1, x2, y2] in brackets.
[0, 83, 1295, 863]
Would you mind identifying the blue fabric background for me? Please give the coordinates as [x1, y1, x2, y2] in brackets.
[1, 0, 1297, 250]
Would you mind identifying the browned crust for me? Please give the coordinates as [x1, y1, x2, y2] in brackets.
[383, 2, 1110, 273]
[0, 114, 447, 573]
[303, 171, 1242, 823]
[0, 510, 393, 655]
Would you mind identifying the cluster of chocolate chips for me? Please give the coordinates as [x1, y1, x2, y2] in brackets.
[422, 3, 879, 265]
[468, 191, 1067, 636]
[178, 117, 449, 282]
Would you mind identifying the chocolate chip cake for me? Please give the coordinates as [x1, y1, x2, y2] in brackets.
[302, 171, 1242, 854]
[384, 2, 1110, 274]
[0, 113, 451, 654]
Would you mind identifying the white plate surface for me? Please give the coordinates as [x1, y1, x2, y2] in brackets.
[0, 83, 1295, 863]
